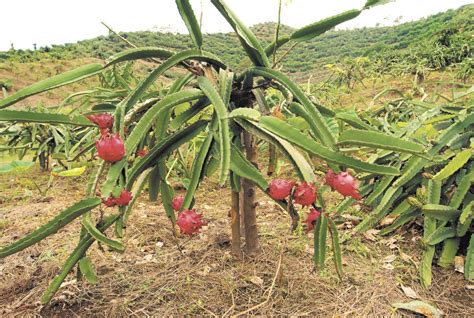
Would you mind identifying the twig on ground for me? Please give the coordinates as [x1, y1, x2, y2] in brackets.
[222, 289, 235, 317]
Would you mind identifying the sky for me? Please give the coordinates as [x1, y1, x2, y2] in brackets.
[0, 0, 472, 51]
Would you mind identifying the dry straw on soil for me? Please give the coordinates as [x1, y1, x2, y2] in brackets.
[0, 172, 473, 316]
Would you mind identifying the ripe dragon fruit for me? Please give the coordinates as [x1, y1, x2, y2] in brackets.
[293, 182, 317, 207]
[96, 132, 125, 163]
[87, 113, 114, 135]
[136, 148, 148, 158]
[176, 209, 203, 236]
[268, 179, 295, 200]
[333, 170, 362, 200]
[102, 196, 117, 207]
[172, 195, 185, 211]
[305, 208, 322, 232]
[101, 189, 132, 207]
[115, 189, 133, 206]
[325, 169, 336, 190]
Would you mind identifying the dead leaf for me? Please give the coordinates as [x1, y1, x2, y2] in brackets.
[341, 214, 362, 222]
[197, 265, 211, 276]
[59, 279, 77, 288]
[393, 300, 443, 318]
[400, 251, 413, 263]
[381, 237, 397, 245]
[383, 263, 395, 270]
[135, 254, 156, 265]
[466, 285, 474, 290]
[401, 285, 420, 299]
[336, 222, 348, 230]
[380, 216, 395, 226]
[454, 256, 464, 274]
[379, 237, 399, 249]
[364, 229, 380, 242]
[383, 254, 396, 263]
[249, 275, 264, 288]
[143, 254, 154, 261]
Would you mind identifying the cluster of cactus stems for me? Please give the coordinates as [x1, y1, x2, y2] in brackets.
[0, 107, 96, 171]
[349, 89, 474, 285]
[1, 0, 471, 305]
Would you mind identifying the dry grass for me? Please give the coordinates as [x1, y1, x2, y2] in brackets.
[0, 169, 473, 317]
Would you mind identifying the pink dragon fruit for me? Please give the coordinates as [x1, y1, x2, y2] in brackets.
[136, 148, 148, 158]
[172, 195, 185, 211]
[87, 113, 114, 135]
[334, 170, 362, 200]
[96, 132, 125, 163]
[293, 182, 317, 207]
[305, 208, 322, 232]
[102, 196, 117, 207]
[268, 179, 295, 200]
[325, 169, 336, 190]
[115, 189, 133, 206]
[176, 209, 203, 236]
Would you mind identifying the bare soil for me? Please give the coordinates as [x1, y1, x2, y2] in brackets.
[0, 168, 473, 317]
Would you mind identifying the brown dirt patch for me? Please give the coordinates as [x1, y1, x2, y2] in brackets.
[0, 169, 473, 317]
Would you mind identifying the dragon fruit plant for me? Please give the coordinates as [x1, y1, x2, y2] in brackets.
[0, 0, 419, 304]
[345, 86, 474, 286]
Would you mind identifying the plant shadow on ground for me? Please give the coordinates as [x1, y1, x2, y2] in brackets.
[0, 168, 472, 317]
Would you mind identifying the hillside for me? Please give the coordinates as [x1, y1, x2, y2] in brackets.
[0, 4, 472, 81]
